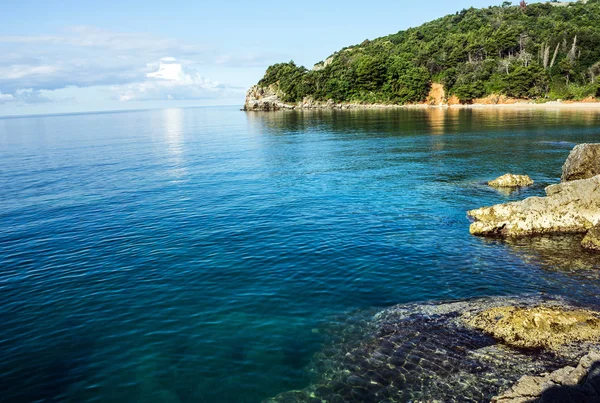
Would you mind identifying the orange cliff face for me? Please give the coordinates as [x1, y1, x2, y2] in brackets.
[426, 83, 599, 106]
[425, 83, 522, 106]
[427, 83, 446, 106]
[425, 83, 461, 106]
[424, 82, 464, 106]
[447, 95, 461, 106]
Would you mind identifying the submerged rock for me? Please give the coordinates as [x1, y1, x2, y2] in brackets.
[493, 351, 600, 402]
[488, 174, 534, 188]
[468, 175, 600, 237]
[562, 143, 600, 182]
[504, 234, 600, 271]
[265, 296, 600, 403]
[463, 306, 600, 350]
[582, 227, 600, 251]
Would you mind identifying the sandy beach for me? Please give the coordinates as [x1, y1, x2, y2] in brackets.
[438, 101, 600, 110]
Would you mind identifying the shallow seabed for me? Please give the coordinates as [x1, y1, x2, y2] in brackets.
[268, 295, 599, 403]
[1, 107, 600, 402]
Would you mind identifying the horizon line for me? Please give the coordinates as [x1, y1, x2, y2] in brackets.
[0, 103, 244, 120]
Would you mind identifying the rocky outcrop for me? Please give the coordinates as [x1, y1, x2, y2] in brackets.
[488, 174, 534, 188]
[243, 86, 416, 111]
[266, 295, 600, 403]
[582, 227, 600, 251]
[463, 306, 600, 350]
[493, 351, 600, 402]
[312, 56, 335, 71]
[243, 85, 295, 111]
[468, 174, 600, 237]
[561, 143, 600, 182]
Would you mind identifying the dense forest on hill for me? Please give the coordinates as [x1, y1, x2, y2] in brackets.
[256, 0, 600, 104]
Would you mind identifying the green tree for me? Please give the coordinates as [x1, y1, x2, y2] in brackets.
[355, 55, 387, 91]
[507, 65, 548, 98]
[253, 0, 600, 104]
[387, 57, 431, 103]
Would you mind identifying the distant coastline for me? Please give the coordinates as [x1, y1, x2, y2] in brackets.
[414, 100, 600, 110]
[243, 84, 600, 112]
[246, 1, 600, 113]
[244, 100, 600, 111]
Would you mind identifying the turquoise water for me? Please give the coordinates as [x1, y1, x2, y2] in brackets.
[2, 106, 600, 402]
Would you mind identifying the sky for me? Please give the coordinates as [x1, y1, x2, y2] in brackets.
[0, 0, 548, 116]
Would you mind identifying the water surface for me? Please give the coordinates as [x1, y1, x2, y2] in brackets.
[2, 106, 600, 402]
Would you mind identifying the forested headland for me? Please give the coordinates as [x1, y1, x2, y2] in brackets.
[252, 0, 600, 106]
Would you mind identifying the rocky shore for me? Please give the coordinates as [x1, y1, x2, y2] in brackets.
[262, 143, 600, 402]
[493, 351, 600, 402]
[243, 85, 408, 111]
[265, 296, 600, 403]
[243, 85, 600, 112]
[469, 144, 600, 239]
[461, 143, 600, 401]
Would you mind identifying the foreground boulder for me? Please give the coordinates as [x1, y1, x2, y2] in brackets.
[582, 227, 600, 251]
[488, 174, 534, 188]
[469, 175, 600, 237]
[266, 296, 600, 403]
[562, 143, 600, 182]
[463, 306, 600, 350]
[493, 351, 600, 403]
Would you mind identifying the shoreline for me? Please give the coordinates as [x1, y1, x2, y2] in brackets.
[244, 100, 600, 112]
[434, 101, 600, 110]
[243, 84, 600, 112]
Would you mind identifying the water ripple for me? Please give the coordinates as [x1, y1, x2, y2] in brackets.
[1, 107, 600, 402]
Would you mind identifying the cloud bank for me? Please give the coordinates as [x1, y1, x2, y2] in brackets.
[0, 26, 267, 108]
[0, 89, 51, 105]
[116, 58, 241, 102]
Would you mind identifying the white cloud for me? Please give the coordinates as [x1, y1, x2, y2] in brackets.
[0, 26, 281, 109]
[14, 89, 52, 103]
[0, 26, 208, 55]
[0, 89, 51, 105]
[0, 65, 59, 80]
[0, 26, 204, 94]
[146, 61, 189, 81]
[115, 59, 242, 102]
[0, 93, 15, 103]
[0, 26, 278, 93]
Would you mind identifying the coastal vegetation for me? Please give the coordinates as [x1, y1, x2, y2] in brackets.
[256, 0, 600, 104]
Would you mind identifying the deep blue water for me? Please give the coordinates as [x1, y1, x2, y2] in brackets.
[2, 106, 600, 402]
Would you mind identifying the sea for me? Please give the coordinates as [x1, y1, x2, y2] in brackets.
[2, 106, 600, 402]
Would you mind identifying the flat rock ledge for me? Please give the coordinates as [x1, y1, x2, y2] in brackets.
[463, 306, 600, 350]
[488, 174, 534, 188]
[493, 351, 600, 403]
[468, 175, 600, 237]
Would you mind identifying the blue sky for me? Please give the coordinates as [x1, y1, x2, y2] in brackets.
[0, 0, 547, 116]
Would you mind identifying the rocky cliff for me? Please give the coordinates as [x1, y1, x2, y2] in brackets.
[243, 85, 295, 111]
[243, 85, 416, 111]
